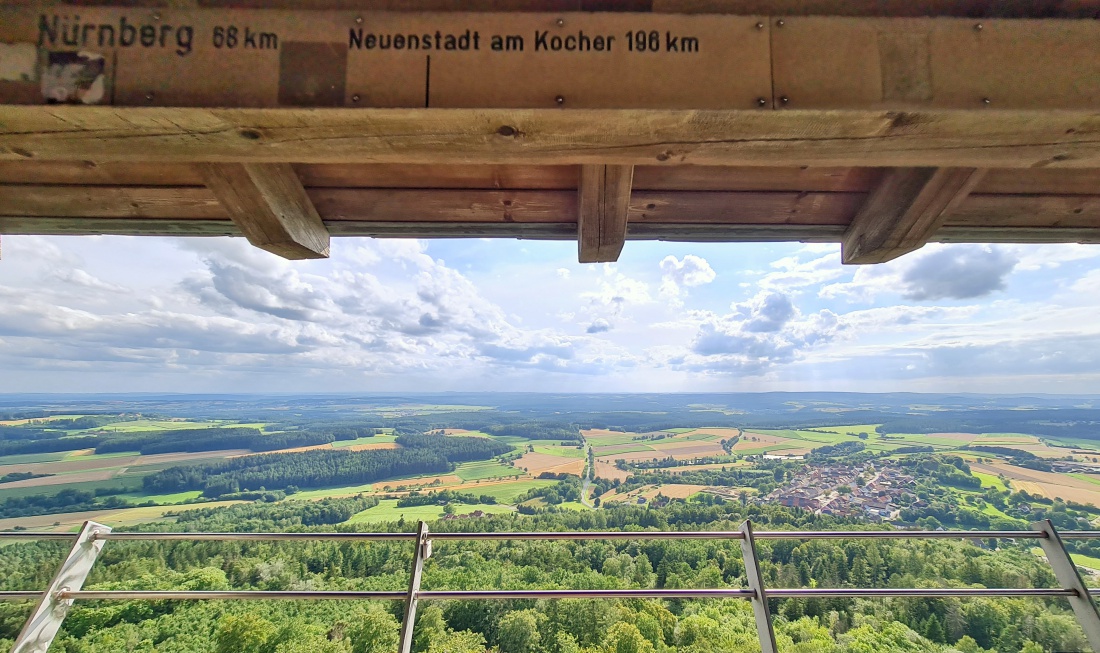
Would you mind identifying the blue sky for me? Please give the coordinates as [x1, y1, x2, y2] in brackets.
[1, 234, 1099, 393]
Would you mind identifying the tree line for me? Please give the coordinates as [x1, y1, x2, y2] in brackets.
[143, 435, 512, 498]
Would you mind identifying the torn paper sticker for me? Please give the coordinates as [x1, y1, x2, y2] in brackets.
[42, 50, 106, 104]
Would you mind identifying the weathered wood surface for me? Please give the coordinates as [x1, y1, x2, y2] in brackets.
[3, 162, 1100, 196]
[5, 0, 1098, 17]
[578, 164, 633, 262]
[4, 183, 1100, 227]
[842, 167, 984, 264]
[198, 163, 330, 259]
[3, 107, 1099, 168]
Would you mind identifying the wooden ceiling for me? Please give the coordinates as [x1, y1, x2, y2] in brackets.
[1, 0, 1099, 263]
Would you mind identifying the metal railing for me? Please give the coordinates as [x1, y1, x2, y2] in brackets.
[3, 519, 1100, 653]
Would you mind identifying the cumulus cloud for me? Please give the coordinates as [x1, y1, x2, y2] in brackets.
[900, 246, 1017, 300]
[658, 291, 839, 375]
[821, 244, 1018, 302]
[0, 237, 632, 388]
[659, 255, 716, 300]
[586, 318, 612, 334]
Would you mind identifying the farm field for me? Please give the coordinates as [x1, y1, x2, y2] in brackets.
[345, 499, 513, 524]
[515, 452, 584, 476]
[971, 461, 1100, 505]
[455, 460, 521, 481]
[0, 500, 245, 532]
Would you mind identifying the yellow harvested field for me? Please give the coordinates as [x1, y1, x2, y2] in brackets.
[602, 483, 706, 502]
[581, 429, 625, 438]
[595, 460, 629, 481]
[1, 469, 117, 489]
[442, 428, 470, 435]
[663, 462, 741, 474]
[379, 474, 464, 490]
[0, 501, 245, 532]
[516, 452, 585, 476]
[649, 441, 727, 457]
[647, 484, 707, 499]
[598, 450, 667, 463]
[346, 442, 400, 451]
[1, 449, 250, 475]
[971, 461, 1100, 506]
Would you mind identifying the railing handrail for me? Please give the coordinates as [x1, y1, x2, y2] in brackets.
[5, 521, 1100, 653]
[4, 527, 1095, 541]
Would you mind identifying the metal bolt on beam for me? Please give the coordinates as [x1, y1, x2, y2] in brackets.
[740, 520, 778, 653]
[1034, 519, 1100, 652]
[12, 521, 111, 653]
[398, 521, 431, 653]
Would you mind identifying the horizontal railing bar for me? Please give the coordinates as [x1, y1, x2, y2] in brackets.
[428, 531, 746, 541]
[12, 528, 1100, 544]
[95, 532, 416, 542]
[767, 588, 1076, 598]
[59, 590, 407, 600]
[50, 587, 1083, 602]
[0, 592, 42, 600]
[754, 530, 1046, 539]
[0, 532, 78, 540]
[1063, 532, 1100, 539]
[418, 589, 756, 599]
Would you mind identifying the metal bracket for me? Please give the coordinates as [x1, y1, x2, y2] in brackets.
[398, 521, 431, 653]
[12, 521, 111, 653]
[1034, 519, 1100, 652]
[740, 519, 778, 653]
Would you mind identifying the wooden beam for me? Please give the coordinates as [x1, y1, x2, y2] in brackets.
[4, 107, 1100, 169]
[842, 167, 986, 264]
[578, 165, 634, 262]
[197, 163, 330, 260]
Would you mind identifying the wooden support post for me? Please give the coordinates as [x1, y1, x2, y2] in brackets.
[197, 163, 330, 260]
[842, 167, 986, 264]
[398, 521, 431, 653]
[740, 520, 778, 653]
[578, 165, 634, 263]
[13, 521, 111, 653]
[1033, 519, 1100, 652]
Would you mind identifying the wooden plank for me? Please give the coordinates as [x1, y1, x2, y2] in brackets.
[632, 166, 880, 191]
[198, 163, 330, 259]
[4, 106, 1100, 169]
[935, 226, 1100, 243]
[976, 169, 1100, 195]
[0, 162, 205, 186]
[0, 162, 576, 189]
[629, 190, 863, 223]
[0, 217, 237, 235]
[842, 167, 985, 264]
[6, 0, 1099, 17]
[0, 185, 223, 218]
[578, 164, 633, 262]
[314, 188, 574, 221]
[297, 164, 578, 189]
[771, 18, 1100, 110]
[629, 222, 844, 241]
[0, 186, 859, 227]
[653, 0, 1100, 17]
[5, 216, 1098, 245]
[0, 9, 771, 110]
[946, 194, 1100, 228]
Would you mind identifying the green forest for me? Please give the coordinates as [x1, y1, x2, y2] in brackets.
[0, 497, 1088, 653]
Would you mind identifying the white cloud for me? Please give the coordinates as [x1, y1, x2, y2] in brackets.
[658, 255, 716, 304]
[821, 244, 1018, 302]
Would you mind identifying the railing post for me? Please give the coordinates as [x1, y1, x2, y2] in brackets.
[1034, 519, 1100, 651]
[397, 521, 431, 653]
[740, 520, 778, 653]
[12, 521, 111, 653]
